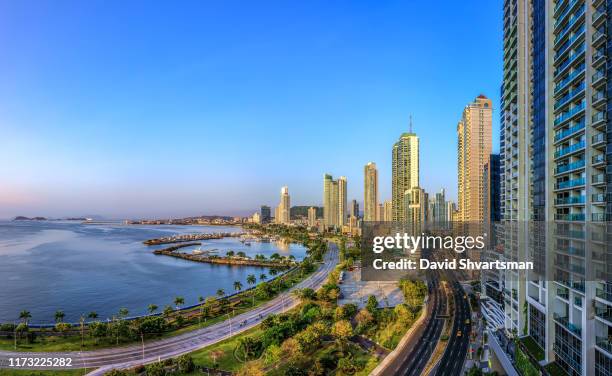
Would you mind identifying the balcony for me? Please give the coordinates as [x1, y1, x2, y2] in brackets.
[592, 49, 606, 68]
[555, 195, 585, 205]
[596, 306, 612, 323]
[592, 154, 605, 165]
[555, 26, 585, 60]
[592, 132, 605, 146]
[596, 337, 612, 355]
[596, 287, 612, 302]
[593, 7, 607, 27]
[592, 193, 606, 202]
[592, 28, 607, 48]
[553, 313, 582, 336]
[554, 82, 585, 110]
[555, 213, 585, 221]
[555, 2, 584, 32]
[554, 102, 585, 126]
[592, 70, 606, 88]
[555, 64, 585, 95]
[592, 173, 605, 185]
[592, 90, 606, 107]
[592, 213, 606, 222]
[555, 159, 585, 174]
[555, 44, 585, 78]
[555, 121, 585, 142]
[592, 110, 606, 127]
[557, 288, 569, 300]
[554, 140, 585, 158]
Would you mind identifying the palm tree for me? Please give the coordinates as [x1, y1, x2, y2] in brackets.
[269, 268, 278, 277]
[88, 311, 98, 321]
[19, 310, 31, 325]
[162, 305, 173, 320]
[259, 273, 267, 282]
[174, 296, 185, 310]
[216, 289, 225, 298]
[234, 281, 243, 293]
[246, 274, 257, 306]
[54, 310, 65, 323]
[147, 304, 158, 314]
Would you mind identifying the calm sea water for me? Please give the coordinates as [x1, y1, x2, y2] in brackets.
[0, 221, 306, 323]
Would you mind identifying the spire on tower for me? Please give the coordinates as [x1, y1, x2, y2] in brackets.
[409, 115, 413, 133]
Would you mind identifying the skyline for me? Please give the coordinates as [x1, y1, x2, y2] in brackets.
[0, 0, 503, 219]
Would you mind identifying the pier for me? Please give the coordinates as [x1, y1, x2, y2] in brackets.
[152, 244, 295, 268]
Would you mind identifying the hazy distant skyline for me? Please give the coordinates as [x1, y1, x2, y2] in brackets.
[0, 1, 502, 219]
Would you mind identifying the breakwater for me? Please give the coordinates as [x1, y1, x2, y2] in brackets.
[143, 232, 242, 245]
[153, 245, 294, 268]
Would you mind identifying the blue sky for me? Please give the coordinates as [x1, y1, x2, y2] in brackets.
[0, 0, 502, 219]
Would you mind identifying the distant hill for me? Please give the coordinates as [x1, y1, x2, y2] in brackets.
[290, 206, 323, 219]
[13, 216, 47, 221]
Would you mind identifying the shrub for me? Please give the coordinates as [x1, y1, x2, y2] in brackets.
[176, 354, 195, 373]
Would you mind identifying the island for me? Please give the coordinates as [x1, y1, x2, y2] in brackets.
[13, 216, 47, 221]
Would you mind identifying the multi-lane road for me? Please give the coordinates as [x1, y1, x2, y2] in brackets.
[434, 279, 471, 376]
[379, 269, 447, 376]
[376, 250, 473, 376]
[0, 246, 339, 375]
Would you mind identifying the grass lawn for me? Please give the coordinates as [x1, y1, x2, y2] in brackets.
[520, 336, 545, 361]
[0, 268, 311, 353]
[177, 326, 263, 374]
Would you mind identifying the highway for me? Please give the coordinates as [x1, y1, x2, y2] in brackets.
[380, 269, 447, 376]
[0, 246, 339, 375]
[433, 277, 471, 376]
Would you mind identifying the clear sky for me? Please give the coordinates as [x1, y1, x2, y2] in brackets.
[0, 0, 503, 219]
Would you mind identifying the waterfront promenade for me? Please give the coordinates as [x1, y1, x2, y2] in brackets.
[0, 245, 339, 374]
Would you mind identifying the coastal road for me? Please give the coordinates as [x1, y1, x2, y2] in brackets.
[0, 245, 339, 375]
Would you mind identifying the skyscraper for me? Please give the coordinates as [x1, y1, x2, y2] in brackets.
[457, 95, 493, 223]
[433, 189, 447, 226]
[275, 186, 290, 224]
[364, 162, 379, 221]
[337, 176, 347, 227]
[383, 200, 393, 221]
[349, 199, 359, 219]
[479, 1, 612, 375]
[323, 174, 347, 229]
[260, 205, 271, 223]
[307, 206, 317, 228]
[392, 128, 419, 222]
[323, 174, 338, 229]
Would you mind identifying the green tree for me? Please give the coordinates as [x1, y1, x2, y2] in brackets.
[366, 295, 379, 314]
[19, 310, 31, 325]
[88, 311, 99, 321]
[216, 289, 225, 298]
[118, 308, 129, 319]
[147, 304, 158, 314]
[177, 354, 195, 373]
[54, 310, 65, 323]
[234, 280, 243, 293]
[174, 296, 185, 310]
[226, 250, 235, 257]
[331, 320, 353, 351]
[259, 273, 267, 281]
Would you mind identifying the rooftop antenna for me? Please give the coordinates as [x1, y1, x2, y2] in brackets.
[409, 115, 413, 133]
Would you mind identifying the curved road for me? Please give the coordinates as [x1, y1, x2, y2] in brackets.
[0, 246, 338, 375]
